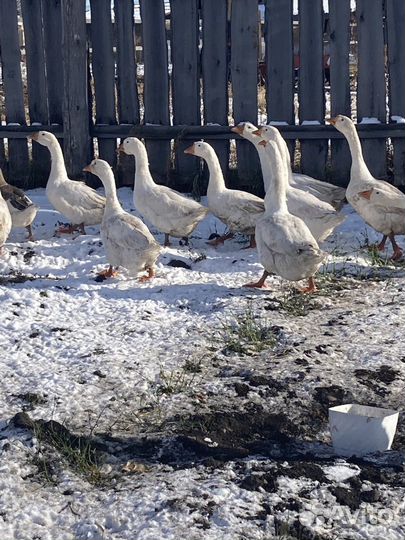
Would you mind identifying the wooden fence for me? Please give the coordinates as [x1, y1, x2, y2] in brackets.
[0, 0, 404, 193]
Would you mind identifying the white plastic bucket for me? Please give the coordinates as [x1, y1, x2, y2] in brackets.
[329, 404, 399, 457]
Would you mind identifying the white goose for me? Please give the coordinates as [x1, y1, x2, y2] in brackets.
[0, 169, 38, 240]
[232, 122, 346, 209]
[246, 140, 325, 292]
[83, 159, 161, 281]
[0, 190, 12, 253]
[235, 123, 345, 243]
[119, 137, 209, 247]
[32, 131, 105, 234]
[184, 141, 264, 248]
[330, 115, 405, 260]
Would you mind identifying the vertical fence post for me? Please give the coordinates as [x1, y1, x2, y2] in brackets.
[329, 0, 351, 186]
[386, 0, 405, 186]
[42, 0, 64, 126]
[61, 0, 90, 179]
[201, 0, 229, 188]
[299, 0, 328, 180]
[140, 0, 170, 186]
[89, 0, 117, 168]
[265, 0, 295, 159]
[231, 0, 261, 192]
[356, 0, 386, 178]
[0, 0, 29, 187]
[21, 0, 50, 186]
[171, 0, 200, 191]
[115, 0, 140, 186]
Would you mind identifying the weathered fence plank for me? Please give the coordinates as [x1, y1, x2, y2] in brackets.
[386, 0, 405, 186]
[114, 0, 139, 186]
[171, 0, 200, 190]
[42, 0, 64, 125]
[61, 0, 90, 179]
[21, 0, 51, 186]
[140, 0, 170, 186]
[299, 0, 328, 180]
[201, 0, 229, 184]
[89, 0, 117, 168]
[328, 0, 351, 186]
[265, 0, 294, 159]
[0, 0, 29, 186]
[356, 0, 386, 178]
[231, 0, 261, 192]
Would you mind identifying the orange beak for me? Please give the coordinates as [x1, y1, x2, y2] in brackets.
[328, 117, 337, 126]
[231, 125, 243, 135]
[359, 189, 373, 200]
[252, 128, 263, 136]
[184, 144, 195, 155]
[31, 132, 39, 141]
[258, 140, 267, 147]
[117, 143, 124, 154]
[82, 165, 92, 173]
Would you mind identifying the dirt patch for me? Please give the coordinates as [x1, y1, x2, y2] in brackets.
[174, 405, 299, 459]
[0, 273, 36, 284]
[166, 259, 192, 270]
[313, 385, 355, 415]
[274, 517, 332, 540]
[13, 393, 47, 411]
[354, 365, 401, 396]
[0, 273, 62, 284]
[240, 461, 327, 497]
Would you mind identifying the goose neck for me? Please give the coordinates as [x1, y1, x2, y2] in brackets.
[205, 151, 226, 194]
[345, 125, 373, 181]
[257, 145, 274, 191]
[0, 170, 6, 186]
[48, 140, 68, 181]
[102, 174, 121, 214]
[133, 151, 154, 189]
[264, 142, 288, 214]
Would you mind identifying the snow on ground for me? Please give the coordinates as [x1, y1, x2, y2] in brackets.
[0, 188, 405, 540]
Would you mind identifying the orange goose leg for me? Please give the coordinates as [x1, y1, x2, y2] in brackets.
[389, 233, 403, 261]
[139, 267, 156, 282]
[244, 270, 270, 289]
[301, 276, 317, 294]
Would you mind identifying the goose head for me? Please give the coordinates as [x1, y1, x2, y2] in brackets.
[358, 187, 385, 202]
[83, 158, 112, 179]
[328, 115, 354, 134]
[231, 122, 258, 141]
[83, 159, 115, 192]
[119, 137, 146, 157]
[31, 130, 57, 147]
[184, 141, 215, 159]
[252, 125, 279, 142]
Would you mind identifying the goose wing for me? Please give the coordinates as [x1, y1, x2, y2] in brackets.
[62, 180, 106, 211]
[0, 184, 35, 211]
[155, 185, 209, 219]
[372, 180, 405, 211]
[105, 213, 158, 251]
